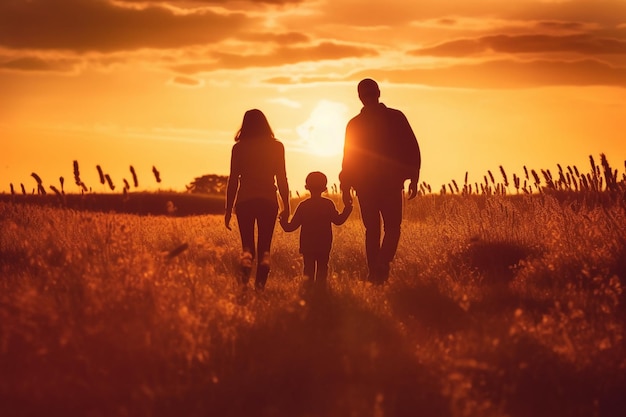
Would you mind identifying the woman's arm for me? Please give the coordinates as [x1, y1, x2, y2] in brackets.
[275, 142, 290, 217]
[279, 207, 301, 232]
[225, 146, 239, 229]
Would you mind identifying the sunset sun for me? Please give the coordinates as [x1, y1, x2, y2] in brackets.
[296, 100, 349, 157]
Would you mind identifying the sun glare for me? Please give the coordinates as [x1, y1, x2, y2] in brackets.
[296, 100, 348, 156]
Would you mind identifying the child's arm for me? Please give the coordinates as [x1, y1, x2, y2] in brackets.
[333, 203, 353, 226]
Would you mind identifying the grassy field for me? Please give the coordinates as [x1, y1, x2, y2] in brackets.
[1, 185, 625, 417]
[0, 191, 226, 216]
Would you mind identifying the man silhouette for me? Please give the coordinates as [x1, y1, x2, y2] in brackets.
[340, 78, 421, 284]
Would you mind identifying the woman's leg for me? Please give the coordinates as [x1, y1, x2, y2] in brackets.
[254, 199, 278, 289]
[235, 201, 256, 284]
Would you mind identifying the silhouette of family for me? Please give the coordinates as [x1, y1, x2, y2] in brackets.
[224, 78, 421, 290]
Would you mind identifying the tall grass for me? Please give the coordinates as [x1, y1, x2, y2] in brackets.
[7, 154, 624, 202]
[1, 183, 624, 416]
[430, 153, 625, 197]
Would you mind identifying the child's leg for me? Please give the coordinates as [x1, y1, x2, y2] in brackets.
[302, 253, 316, 287]
[314, 251, 330, 288]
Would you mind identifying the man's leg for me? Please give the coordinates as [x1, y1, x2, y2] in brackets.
[357, 191, 382, 282]
[378, 188, 403, 281]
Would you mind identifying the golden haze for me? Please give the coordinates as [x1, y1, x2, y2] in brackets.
[1, 0, 625, 194]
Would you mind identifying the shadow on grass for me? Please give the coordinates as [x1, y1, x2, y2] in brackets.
[388, 283, 469, 334]
[471, 334, 626, 417]
[463, 240, 537, 285]
[194, 290, 451, 417]
[614, 246, 626, 319]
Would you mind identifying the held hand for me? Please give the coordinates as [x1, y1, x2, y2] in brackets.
[342, 188, 353, 207]
[279, 216, 288, 229]
[225, 211, 232, 230]
[407, 179, 418, 200]
[278, 210, 290, 231]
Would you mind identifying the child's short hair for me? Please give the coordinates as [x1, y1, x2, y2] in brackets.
[305, 171, 327, 191]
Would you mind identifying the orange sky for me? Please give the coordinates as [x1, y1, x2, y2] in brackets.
[1, 0, 625, 195]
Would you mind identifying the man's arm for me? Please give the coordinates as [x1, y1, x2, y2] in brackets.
[339, 122, 355, 206]
[407, 124, 420, 200]
[396, 111, 421, 200]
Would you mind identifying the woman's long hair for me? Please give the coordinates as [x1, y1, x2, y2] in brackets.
[235, 109, 275, 142]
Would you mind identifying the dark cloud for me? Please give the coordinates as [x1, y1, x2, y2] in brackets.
[0, 0, 250, 52]
[307, 1, 626, 33]
[118, 0, 304, 4]
[171, 41, 378, 73]
[535, 21, 588, 31]
[0, 56, 77, 72]
[266, 59, 626, 89]
[411, 34, 626, 57]
[237, 32, 310, 44]
[357, 59, 626, 89]
[437, 18, 457, 26]
[508, 0, 626, 27]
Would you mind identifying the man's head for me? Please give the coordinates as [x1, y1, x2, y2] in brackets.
[357, 78, 380, 106]
[305, 171, 328, 194]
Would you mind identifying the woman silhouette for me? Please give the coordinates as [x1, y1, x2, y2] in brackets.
[225, 109, 290, 290]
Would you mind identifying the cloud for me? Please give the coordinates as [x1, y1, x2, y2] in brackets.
[171, 41, 378, 73]
[507, 0, 626, 27]
[169, 75, 204, 88]
[268, 97, 302, 108]
[535, 20, 589, 32]
[0, 0, 251, 52]
[411, 34, 626, 57]
[358, 59, 626, 89]
[266, 59, 626, 89]
[237, 32, 310, 45]
[117, 0, 304, 5]
[0, 56, 78, 73]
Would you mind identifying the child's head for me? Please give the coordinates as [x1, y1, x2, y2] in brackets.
[305, 171, 327, 194]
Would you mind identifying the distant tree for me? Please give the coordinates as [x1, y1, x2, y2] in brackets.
[186, 174, 228, 195]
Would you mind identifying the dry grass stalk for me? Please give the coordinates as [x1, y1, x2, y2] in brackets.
[49, 185, 62, 196]
[167, 243, 189, 259]
[499, 165, 509, 188]
[31, 172, 42, 185]
[96, 165, 105, 185]
[130, 165, 138, 187]
[73, 160, 81, 186]
[152, 166, 161, 183]
[104, 174, 115, 191]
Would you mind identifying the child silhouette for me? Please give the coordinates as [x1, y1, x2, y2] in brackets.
[280, 171, 352, 290]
